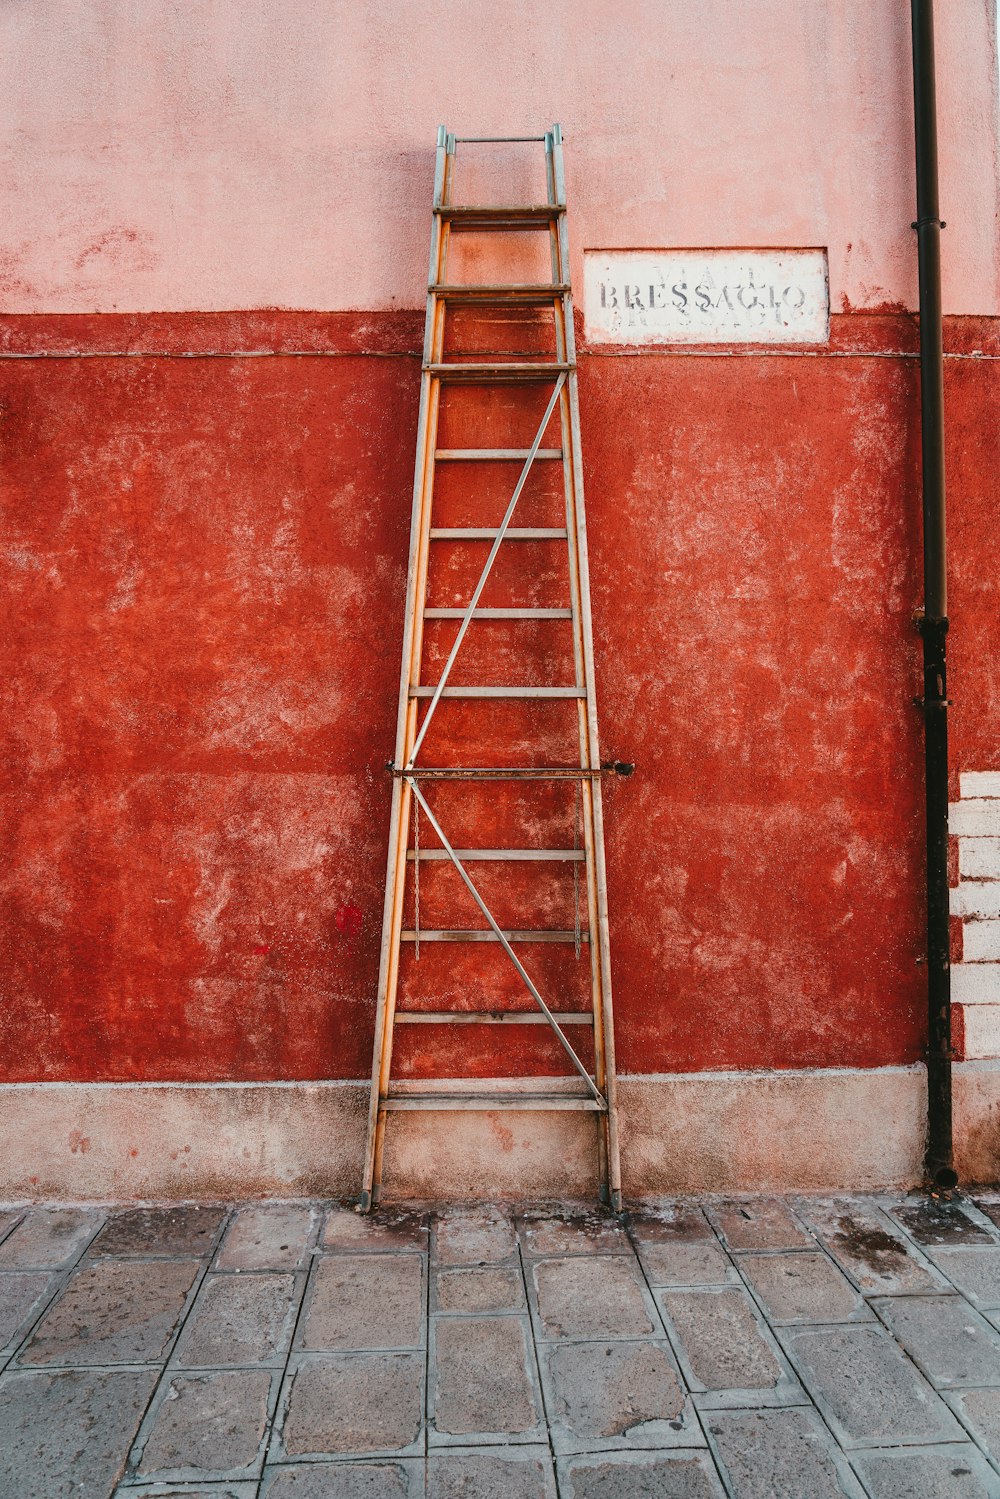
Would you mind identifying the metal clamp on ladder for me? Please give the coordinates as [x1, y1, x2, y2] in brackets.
[361, 125, 625, 1212]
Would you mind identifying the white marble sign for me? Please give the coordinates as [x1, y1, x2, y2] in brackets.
[583, 249, 829, 345]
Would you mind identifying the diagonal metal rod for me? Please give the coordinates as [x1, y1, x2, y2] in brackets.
[406, 777, 604, 1105]
[406, 373, 567, 768]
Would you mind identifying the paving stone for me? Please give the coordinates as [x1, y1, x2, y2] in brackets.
[635, 1238, 733, 1287]
[431, 1315, 540, 1439]
[322, 1207, 428, 1254]
[709, 1200, 812, 1251]
[930, 1247, 1000, 1308]
[173, 1272, 299, 1366]
[950, 1388, 1000, 1458]
[785, 1323, 961, 1448]
[119, 1486, 258, 1498]
[740, 1251, 868, 1323]
[852, 1444, 1000, 1498]
[280, 1352, 423, 1456]
[0, 1210, 24, 1243]
[872, 1294, 1000, 1387]
[427, 1446, 556, 1498]
[91, 1205, 227, 1257]
[21, 1257, 200, 1365]
[0, 1207, 101, 1268]
[704, 1407, 862, 1499]
[118, 1485, 259, 1497]
[799, 1199, 939, 1294]
[263, 1461, 422, 1497]
[889, 1198, 994, 1247]
[533, 1255, 654, 1339]
[559, 1450, 724, 1498]
[139, 1369, 272, 1475]
[627, 1206, 714, 1242]
[434, 1208, 516, 1265]
[119, 1481, 260, 1493]
[435, 1266, 525, 1314]
[0, 1366, 156, 1498]
[518, 1209, 628, 1258]
[661, 1288, 781, 1391]
[542, 1338, 692, 1451]
[215, 1205, 316, 1270]
[299, 1253, 423, 1351]
[974, 1197, 1000, 1232]
[0, 1270, 55, 1346]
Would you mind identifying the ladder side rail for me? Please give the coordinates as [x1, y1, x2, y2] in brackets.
[554, 332, 610, 1193]
[406, 779, 605, 1106]
[362, 128, 452, 1209]
[547, 126, 610, 1196]
[552, 123, 623, 1207]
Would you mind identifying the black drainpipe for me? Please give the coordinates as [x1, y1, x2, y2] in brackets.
[910, 0, 956, 1189]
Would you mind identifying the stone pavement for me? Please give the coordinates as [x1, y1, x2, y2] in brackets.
[5, 1196, 1000, 1495]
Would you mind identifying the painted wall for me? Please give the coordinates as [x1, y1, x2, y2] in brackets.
[2, 5, 999, 1126]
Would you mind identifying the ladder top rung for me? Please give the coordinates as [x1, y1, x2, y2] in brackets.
[395, 1010, 593, 1024]
[423, 608, 572, 619]
[425, 362, 573, 383]
[401, 929, 590, 943]
[383, 1090, 606, 1112]
[430, 527, 567, 540]
[435, 204, 564, 225]
[434, 448, 563, 461]
[409, 686, 585, 698]
[406, 848, 585, 860]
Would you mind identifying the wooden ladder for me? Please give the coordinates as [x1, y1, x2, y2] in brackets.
[361, 125, 625, 1211]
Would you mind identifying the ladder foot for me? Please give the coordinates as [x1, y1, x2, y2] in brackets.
[358, 1189, 373, 1213]
[610, 1189, 623, 1214]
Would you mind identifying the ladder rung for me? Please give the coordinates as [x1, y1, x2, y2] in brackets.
[434, 205, 564, 229]
[391, 766, 609, 780]
[395, 1011, 592, 1025]
[401, 929, 590, 943]
[406, 848, 585, 861]
[425, 362, 573, 383]
[431, 283, 569, 304]
[383, 1091, 606, 1112]
[434, 448, 563, 461]
[430, 527, 567, 541]
[409, 686, 585, 698]
[424, 608, 572, 619]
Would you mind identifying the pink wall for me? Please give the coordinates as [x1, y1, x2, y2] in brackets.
[2, 0, 998, 316]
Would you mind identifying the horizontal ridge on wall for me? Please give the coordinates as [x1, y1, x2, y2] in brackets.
[2, 312, 999, 360]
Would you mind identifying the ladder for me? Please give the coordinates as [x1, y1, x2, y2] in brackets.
[361, 125, 625, 1212]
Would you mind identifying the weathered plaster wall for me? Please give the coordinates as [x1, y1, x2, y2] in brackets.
[1, 2, 999, 1189]
[3, 310, 998, 1090]
[1, 1, 998, 315]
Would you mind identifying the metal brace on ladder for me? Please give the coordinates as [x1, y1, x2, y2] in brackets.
[361, 125, 625, 1212]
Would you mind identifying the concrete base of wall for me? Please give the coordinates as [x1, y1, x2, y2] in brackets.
[5, 1062, 991, 1201]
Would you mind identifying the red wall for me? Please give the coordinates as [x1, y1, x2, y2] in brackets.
[2, 311, 997, 1083]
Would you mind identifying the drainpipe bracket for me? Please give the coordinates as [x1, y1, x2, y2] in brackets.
[913, 611, 950, 636]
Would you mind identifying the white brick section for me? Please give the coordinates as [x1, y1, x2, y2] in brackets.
[964, 921, 1000, 963]
[952, 964, 1000, 1005]
[952, 884, 1000, 919]
[961, 772, 1000, 799]
[958, 1004, 1000, 1061]
[960, 838, 1000, 880]
[950, 801, 1000, 837]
